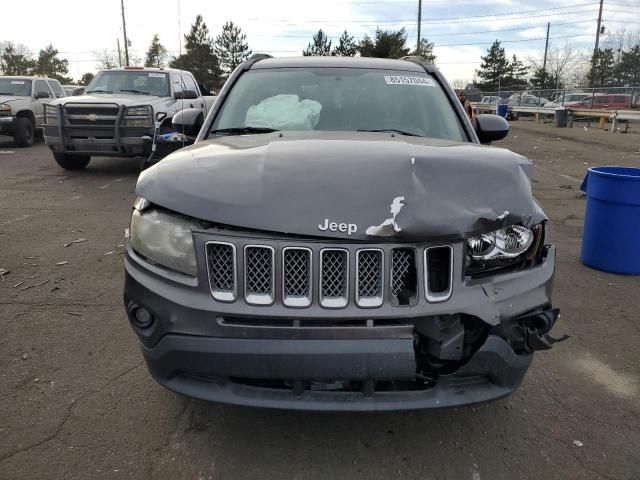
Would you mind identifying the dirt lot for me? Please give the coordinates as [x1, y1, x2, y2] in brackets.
[1, 122, 639, 480]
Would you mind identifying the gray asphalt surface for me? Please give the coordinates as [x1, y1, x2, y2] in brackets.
[1, 122, 639, 480]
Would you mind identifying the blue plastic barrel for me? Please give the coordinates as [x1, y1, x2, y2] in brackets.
[580, 166, 640, 275]
[496, 104, 509, 118]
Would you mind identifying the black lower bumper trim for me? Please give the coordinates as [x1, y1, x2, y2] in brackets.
[141, 334, 532, 411]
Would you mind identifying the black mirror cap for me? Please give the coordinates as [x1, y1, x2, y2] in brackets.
[71, 87, 85, 96]
[172, 108, 203, 136]
[474, 114, 509, 144]
[174, 89, 198, 100]
[35, 91, 51, 99]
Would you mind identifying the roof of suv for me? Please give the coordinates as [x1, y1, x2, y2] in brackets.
[250, 56, 428, 72]
[0, 76, 60, 81]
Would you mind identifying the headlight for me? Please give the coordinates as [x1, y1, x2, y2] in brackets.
[122, 106, 152, 127]
[0, 104, 10, 117]
[129, 204, 197, 276]
[466, 225, 535, 274]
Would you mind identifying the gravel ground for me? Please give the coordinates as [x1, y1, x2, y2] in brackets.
[0, 122, 639, 480]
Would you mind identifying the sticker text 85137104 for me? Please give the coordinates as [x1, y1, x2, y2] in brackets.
[384, 76, 436, 86]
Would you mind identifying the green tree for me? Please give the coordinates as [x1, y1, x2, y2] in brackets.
[303, 29, 332, 56]
[80, 72, 95, 86]
[530, 67, 556, 89]
[145, 34, 168, 68]
[331, 30, 357, 56]
[34, 44, 72, 83]
[170, 15, 222, 89]
[410, 38, 436, 64]
[613, 44, 640, 86]
[587, 48, 616, 86]
[506, 54, 529, 89]
[474, 40, 511, 91]
[214, 21, 252, 76]
[0, 43, 36, 75]
[358, 28, 410, 59]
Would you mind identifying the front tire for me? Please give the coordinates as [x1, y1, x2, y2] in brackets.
[13, 117, 35, 147]
[53, 152, 91, 170]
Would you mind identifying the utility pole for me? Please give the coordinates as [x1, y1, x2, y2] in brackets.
[417, 0, 422, 54]
[541, 22, 550, 88]
[117, 39, 123, 68]
[120, 0, 130, 66]
[591, 0, 604, 86]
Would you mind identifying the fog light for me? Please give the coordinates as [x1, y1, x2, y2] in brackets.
[133, 307, 153, 328]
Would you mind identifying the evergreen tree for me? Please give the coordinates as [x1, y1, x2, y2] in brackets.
[0, 43, 36, 75]
[530, 67, 556, 89]
[613, 45, 640, 86]
[214, 21, 252, 76]
[587, 48, 616, 86]
[474, 40, 511, 91]
[80, 72, 95, 86]
[506, 54, 528, 89]
[145, 34, 168, 68]
[358, 28, 410, 59]
[34, 44, 72, 83]
[303, 29, 332, 56]
[331, 30, 357, 57]
[170, 15, 221, 89]
[410, 38, 436, 64]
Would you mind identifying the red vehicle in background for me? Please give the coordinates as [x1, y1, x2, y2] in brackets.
[565, 93, 633, 110]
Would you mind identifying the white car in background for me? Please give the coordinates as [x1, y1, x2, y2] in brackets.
[544, 93, 590, 108]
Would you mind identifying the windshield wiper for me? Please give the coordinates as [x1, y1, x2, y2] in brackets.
[86, 89, 112, 94]
[210, 126, 279, 136]
[357, 129, 423, 137]
[0, 92, 15, 95]
[120, 89, 151, 95]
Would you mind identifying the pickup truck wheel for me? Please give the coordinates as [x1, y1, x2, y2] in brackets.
[53, 152, 91, 170]
[13, 117, 35, 147]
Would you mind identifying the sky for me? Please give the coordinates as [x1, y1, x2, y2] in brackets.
[2, 0, 638, 82]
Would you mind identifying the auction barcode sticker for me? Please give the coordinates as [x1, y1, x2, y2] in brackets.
[11, 81, 25, 85]
[148, 73, 165, 78]
[384, 76, 435, 86]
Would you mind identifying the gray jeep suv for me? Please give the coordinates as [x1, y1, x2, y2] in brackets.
[123, 55, 562, 411]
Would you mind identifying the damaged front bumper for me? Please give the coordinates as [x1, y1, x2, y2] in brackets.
[123, 238, 560, 411]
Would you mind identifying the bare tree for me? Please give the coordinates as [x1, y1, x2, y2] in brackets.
[451, 79, 467, 90]
[93, 49, 120, 70]
[527, 41, 583, 88]
[603, 29, 640, 63]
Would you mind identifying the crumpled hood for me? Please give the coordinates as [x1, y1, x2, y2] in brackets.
[50, 93, 176, 110]
[136, 132, 545, 241]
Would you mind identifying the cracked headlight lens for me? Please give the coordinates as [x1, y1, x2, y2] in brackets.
[130, 206, 197, 276]
[466, 225, 535, 274]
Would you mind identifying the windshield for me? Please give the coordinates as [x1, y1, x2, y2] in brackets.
[0, 78, 32, 96]
[211, 68, 466, 142]
[86, 71, 169, 96]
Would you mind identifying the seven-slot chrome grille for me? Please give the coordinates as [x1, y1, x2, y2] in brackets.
[205, 241, 453, 308]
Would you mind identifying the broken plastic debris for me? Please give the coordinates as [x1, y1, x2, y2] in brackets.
[64, 238, 87, 247]
[573, 440, 583, 447]
[56, 261, 68, 266]
[0, 150, 15, 155]
[67, 312, 81, 317]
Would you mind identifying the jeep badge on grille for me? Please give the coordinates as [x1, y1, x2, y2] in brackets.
[318, 219, 358, 235]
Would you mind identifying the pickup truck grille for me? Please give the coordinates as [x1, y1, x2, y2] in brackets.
[204, 239, 454, 309]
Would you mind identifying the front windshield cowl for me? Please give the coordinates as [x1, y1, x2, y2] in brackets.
[209, 67, 466, 142]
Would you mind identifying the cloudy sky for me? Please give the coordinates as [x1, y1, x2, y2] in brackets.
[2, 0, 638, 82]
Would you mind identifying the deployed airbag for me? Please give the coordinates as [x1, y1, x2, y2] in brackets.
[245, 94, 322, 130]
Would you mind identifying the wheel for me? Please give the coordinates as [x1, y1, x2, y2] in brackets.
[13, 117, 35, 147]
[53, 152, 91, 170]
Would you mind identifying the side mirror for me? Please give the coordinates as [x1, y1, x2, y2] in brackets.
[72, 87, 85, 96]
[474, 114, 509, 144]
[35, 91, 50, 99]
[198, 83, 211, 96]
[174, 89, 198, 100]
[172, 108, 203, 136]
